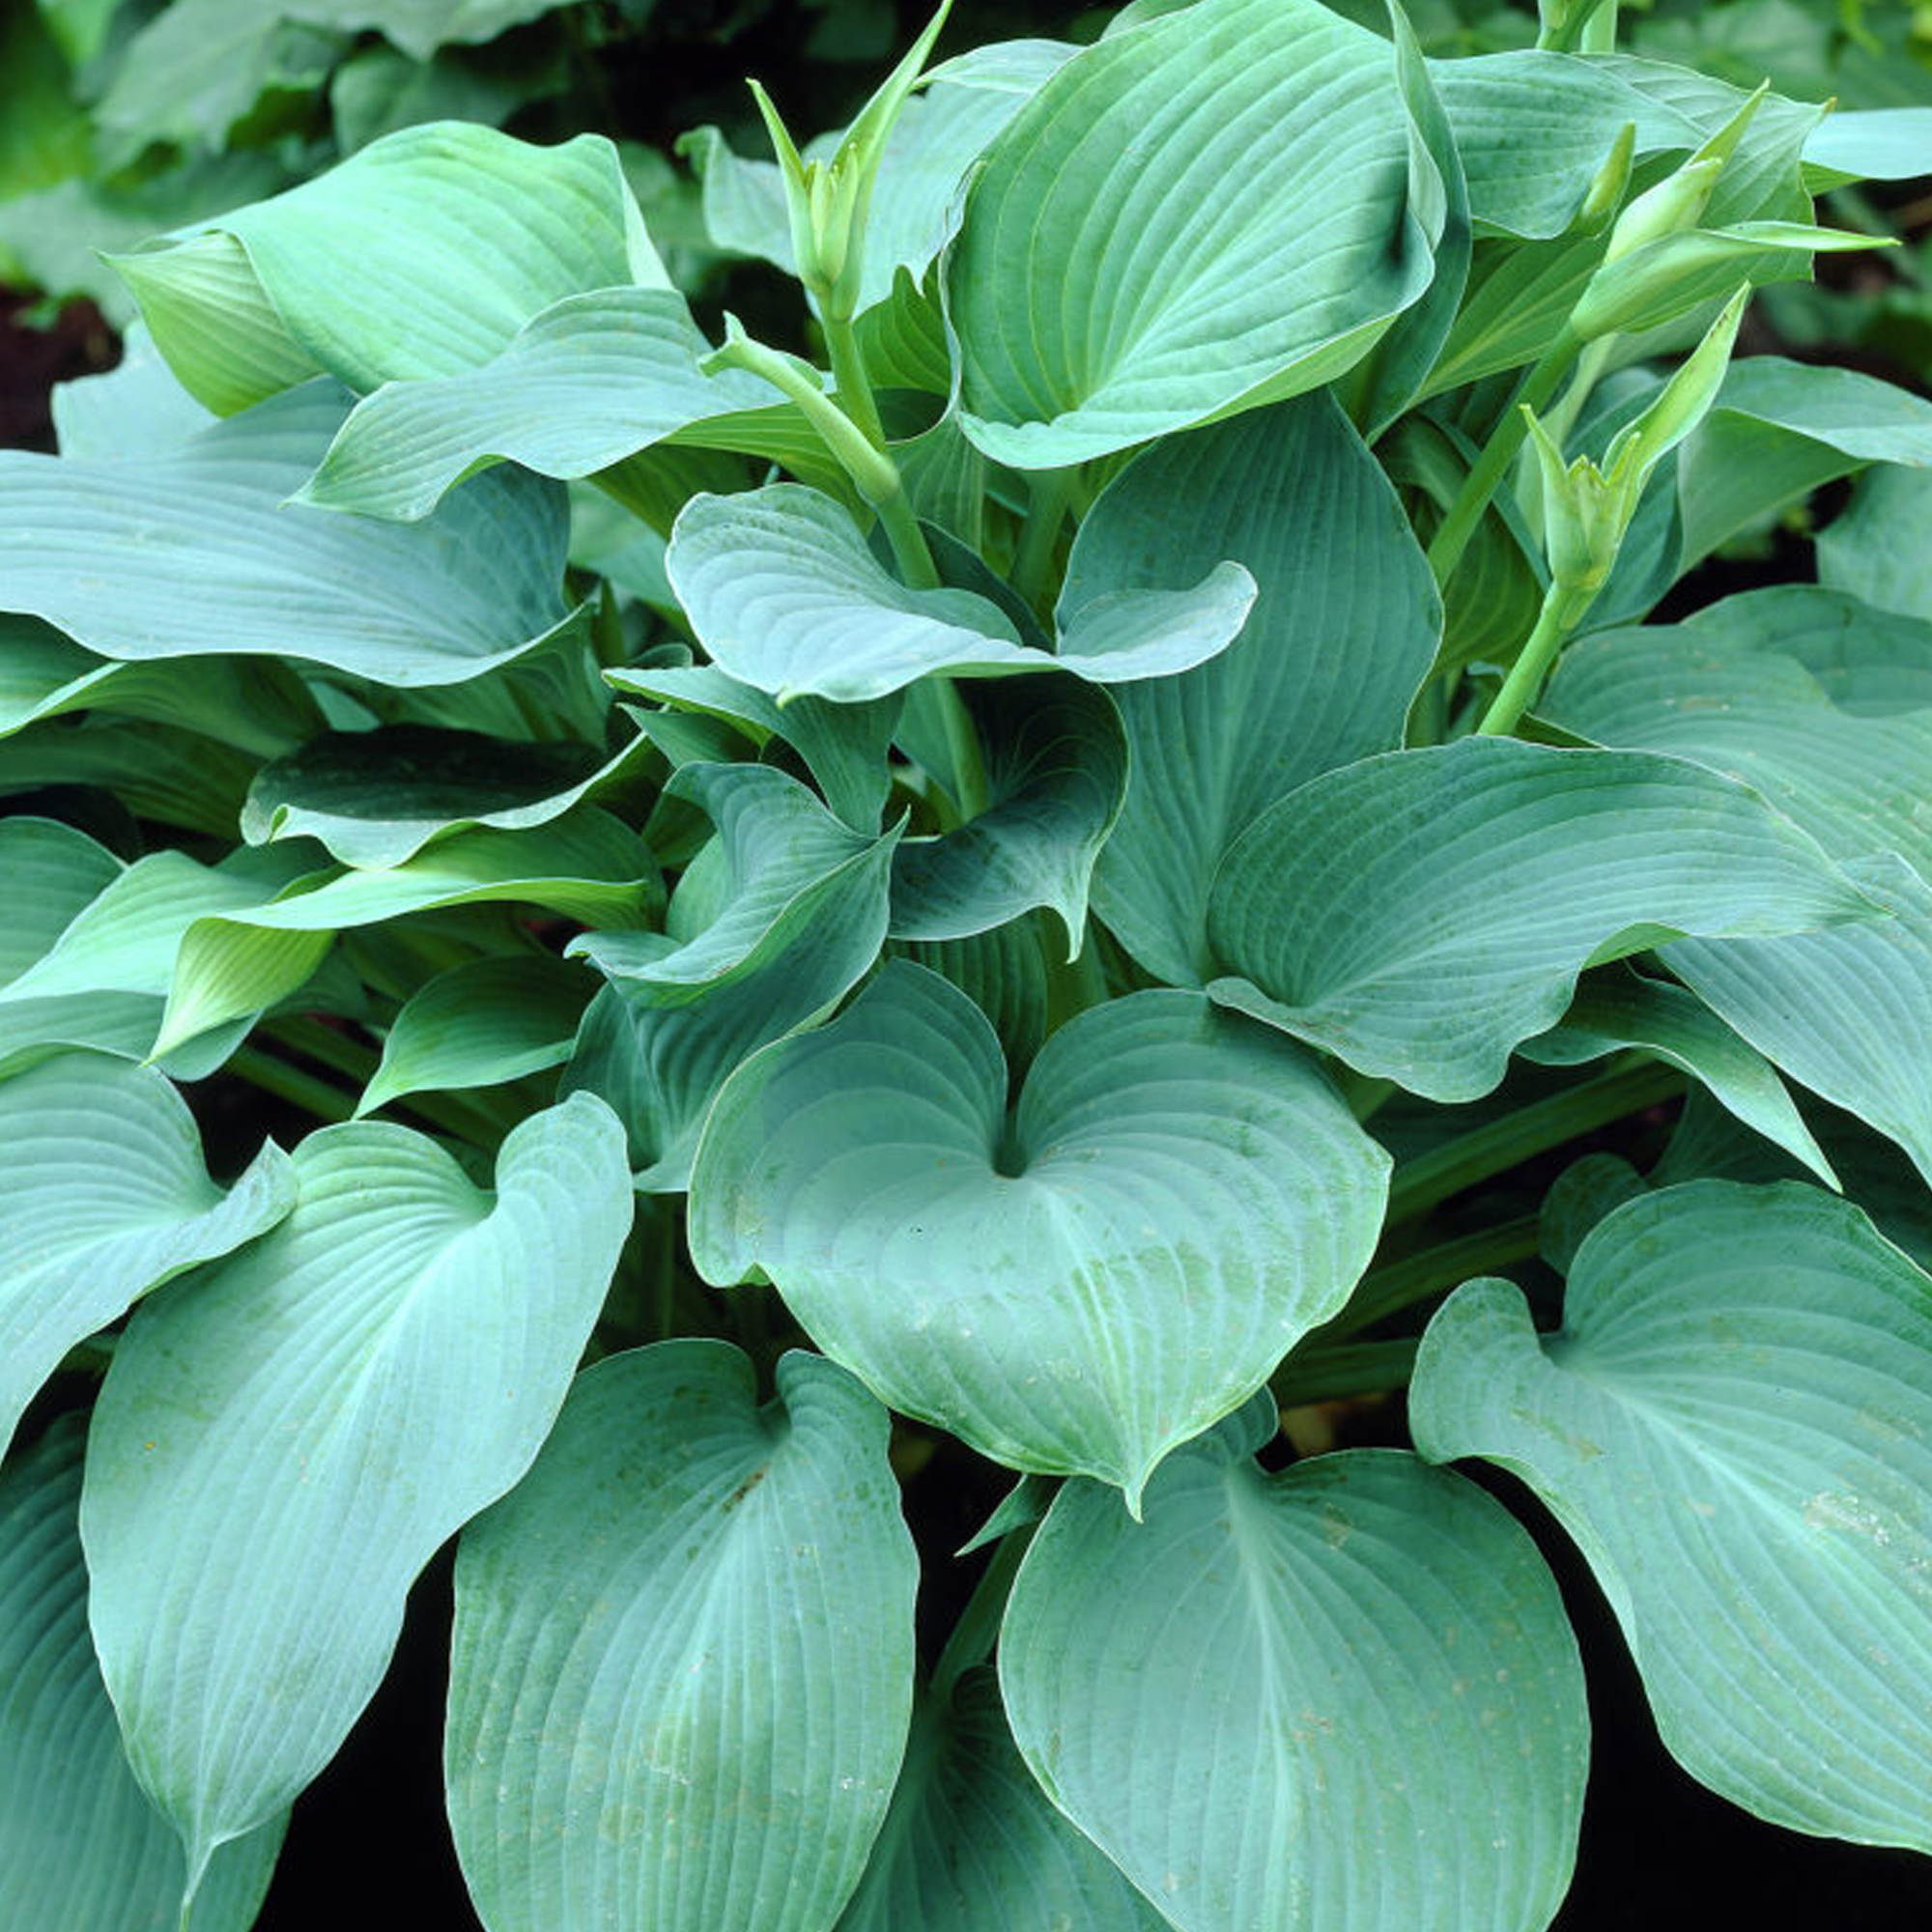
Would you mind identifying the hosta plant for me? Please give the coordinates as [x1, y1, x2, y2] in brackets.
[5, 1, 1932, 1926]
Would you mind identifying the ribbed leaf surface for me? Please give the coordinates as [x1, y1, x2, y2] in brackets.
[1668, 854, 1932, 1186]
[0, 1417, 283, 1932]
[1207, 739, 1876, 1100]
[120, 122, 662, 410]
[837, 1668, 1165, 1932]
[80, 1096, 633, 1901]
[1000, 1413, 1589, 1932]
[1069, 394, 1438, 984]
[690, 964, 1390, 1502]
[667, 484, 1254, 703]
[446, 1342, 918, 1932]
[949, 0, 1438, 465]
[0, 381, 576, 686]
[0, 1053, 293, 1462]
[1412, 1180, 1932, 1850]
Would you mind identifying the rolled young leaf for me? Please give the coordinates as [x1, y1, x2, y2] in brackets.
[1207, 737, 1879, 1101]
[447, 1341, 918, 1932]
[1412, 1179, 1932, 1850]
[690, 963, 1390, 1504]
[999, 1404, 1589, 1932]
[80, 1094, 633, 1907]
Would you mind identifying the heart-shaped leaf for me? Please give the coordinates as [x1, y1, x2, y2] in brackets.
[0, 1052, 293, 1462]
[1066, 393, 1439, 985]
[999, 1409, 1589, 1932]
[447, 1341, 918, 1932]
[0, 380, 581, 688]
[1412, 1179, 1932, 1850]
[889, 674, 1127, 955]
[80, 1094, 633, 1904]
[690, 964, 1390, 1502]
[0, 1417, 284, 1932]
[666, 483, 1255, 703]
[948, 0, 1440, 466]
[1208, 738, 1877, 1101]
[837, 1666, 1166, 1932]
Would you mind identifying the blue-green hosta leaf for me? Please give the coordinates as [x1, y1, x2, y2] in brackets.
[690, 965, 1390, 1502]
[297, 288, 795, 521]
[155, 809, 654, 1055]
[0, 380, 579, 688]
[565, 766, 898, 1186]
[892, 917, 1054, 1076]
[609, 661, 900, 833]
[241, 724, 655, 869]
[1208, 739, 1878, 1102]
[1542, 599, 1932, 876]
[0, 1053, 293, 1463]
[447, 1341, 917, 1932]
[93, 0, 343, 156]
[80, 1095, 633, 1903]
[1412, 1179, 1932, 1850]
[889, 675, 1127, 955]
[1065, 394, 1439, 986]
[1804, 108, 1932, 185]
[1522, 965, 1833, 1186]
[667, 483, 1254, 703]
[948, 0, 1440, 467]
[0, 838, 318, 1073]
[1000, 1413, 1589, 1932]
[51, 323, 213, 458]
[356, 953, 591, 1117]
[1819, 466, 1932, 626]
[0, 1417, 284, 1932]
[1666, 854, 1932, 1189]
[0, 617, 321, 756]
[117, 122, 664, 413]
[837, 1666, 1166, 1932]
[1427, 51, 1703, 240]
[0, 817, 126, 983]
[570, 765, 892, 1006]
[1672, 358, 1932, 569]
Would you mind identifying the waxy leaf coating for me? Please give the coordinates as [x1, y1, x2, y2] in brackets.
[1208, 737, 1877, 1100]
[80, 1095, 633, 1900]
[447, 1341, 918, 1932]
[0, 1053, 294, 1463]
[1412, 1180, 1932, 1850]
[949, 0, 1440, 465]
[1000, 1409, 1589, 1932]
[0, 1417, 284, 1932]
[690, 962, 1390, 1502]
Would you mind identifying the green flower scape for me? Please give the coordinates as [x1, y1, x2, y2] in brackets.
[3, 0, 1932, 1926]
